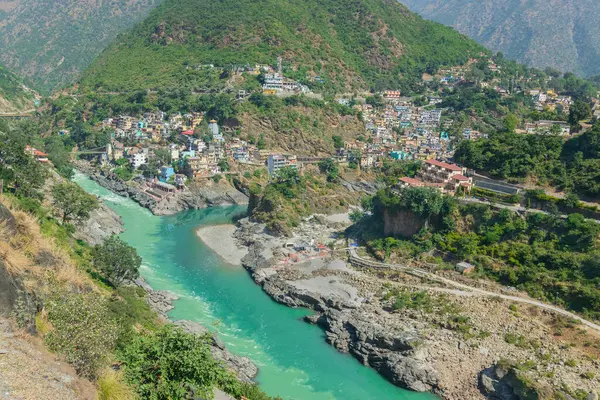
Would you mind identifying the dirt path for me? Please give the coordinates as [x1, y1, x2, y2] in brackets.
[349, 250, 600, 333]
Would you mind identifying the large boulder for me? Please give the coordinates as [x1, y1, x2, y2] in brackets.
[0, 259, 36, 332]
[0, 204, 17, 235]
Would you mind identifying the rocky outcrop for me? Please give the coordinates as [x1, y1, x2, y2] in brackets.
[0, 207, 37, 333]
[151, 181, 249, 216]
[0, 204, 17, 235]
[312, 309, 439, 392]
[74, 203, 124, 246]
[0, 259, 36, 333]
[339, 179, 385, 195]
[479, 363, 598, 400]
[383, 208, 426, 238]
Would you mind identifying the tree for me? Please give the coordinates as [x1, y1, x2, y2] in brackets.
[93, 236, 142, 287]
[365, 95, 384, 108]
[52, 182, 99, 224]
[349, 210, 365, 223]
[218, 159, 230, 172]
[332, 135, 344, 149]
[119, 325, 269, 400]
[569, 100, 592, 126]
[503, 114, 519, 132]
[45, 291, 118, 379]
[0, 128, 46, 199]
[550, 124, 562, 135]
[318, 158, 340, 182]
[257, 133, 266, 150]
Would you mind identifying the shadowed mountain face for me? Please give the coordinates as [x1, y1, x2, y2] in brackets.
[401, 0, 600, 77]
[0, 64, 35, 113]
[80, 0, 484, 93]
[0, 0, 162, 92]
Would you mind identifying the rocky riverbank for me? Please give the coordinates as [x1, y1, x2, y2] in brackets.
[232, 217, 442, 394]
[137, 279, 259, 384]
[74, 160, 248, 216]
[222, 217, 600, 400]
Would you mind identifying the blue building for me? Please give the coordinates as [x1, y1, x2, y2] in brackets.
[159, 166, 175, 182]
[390, 151, 410, 161]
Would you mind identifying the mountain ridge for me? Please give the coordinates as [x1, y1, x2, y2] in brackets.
[401, 0, 600, 77]
[0, 0, 162, 93]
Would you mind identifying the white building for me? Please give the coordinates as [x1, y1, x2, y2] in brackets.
[267, 154, 297, 175]
[263, 73, 284, 91]
[129, 152, 147, 169]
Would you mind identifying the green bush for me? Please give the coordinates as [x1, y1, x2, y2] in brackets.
[107, 286, 159, 349]
[45, 291, 118, 378]
[119, 325, 273, 400]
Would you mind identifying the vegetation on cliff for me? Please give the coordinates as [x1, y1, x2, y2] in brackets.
[0, 0, 161, 92]
[360, 187, 600, 320]
[246, 166, 361, 236]
[403, 0, 600, 77]
[0, 64, 36, 112]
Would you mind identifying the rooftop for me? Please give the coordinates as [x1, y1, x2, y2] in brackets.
[452, 174, 470, 181]
[399, 177, 424, 186]
[425, 159, 462, 172]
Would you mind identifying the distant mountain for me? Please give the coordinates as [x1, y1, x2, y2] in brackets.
[0, 64, 36, 113]
[81, 0, 484, 93]
[0, 0, 162, 93]
[401, 0, 600, 77]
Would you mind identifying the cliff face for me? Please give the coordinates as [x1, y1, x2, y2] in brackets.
[383, 208, 426, 238]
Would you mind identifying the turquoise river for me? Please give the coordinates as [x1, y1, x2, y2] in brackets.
[74, 172, 436, 400]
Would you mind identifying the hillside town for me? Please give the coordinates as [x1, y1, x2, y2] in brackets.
[70, 54, 600, 208]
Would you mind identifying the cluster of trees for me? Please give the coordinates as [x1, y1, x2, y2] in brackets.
[0, 120, 46, 199]
[436, 205, 600, 319]
[454, 123, 600, 198]
[371, 187, 457, 232]
[44, 232, 276, 399]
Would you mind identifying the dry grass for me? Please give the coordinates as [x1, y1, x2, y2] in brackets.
[97, 369, 137, 400]
[0, 237, 31, 275]
[0, 198, 92, 291]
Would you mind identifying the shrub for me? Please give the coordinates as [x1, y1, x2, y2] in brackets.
[565, 359, 577, 367]
[107, 286, 158, 349]
[119, 325, 270, 400]
[45, 291, 118, 378]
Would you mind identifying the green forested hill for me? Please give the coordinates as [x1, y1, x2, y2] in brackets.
[0, 64, 35, 113]
[81, 0, 485, 93]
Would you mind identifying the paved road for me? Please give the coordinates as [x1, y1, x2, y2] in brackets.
[349, 249, 600, 333]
